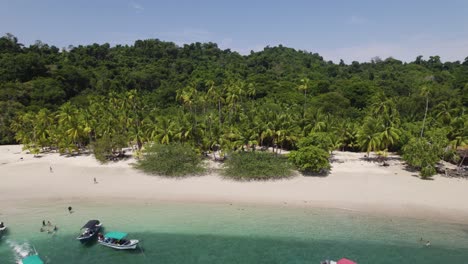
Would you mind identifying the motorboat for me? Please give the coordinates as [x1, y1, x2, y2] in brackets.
[21, 254, 44, 264]
[76, 219, 102, 243]
[98, 231, 139, 250]
[321, 258, 357, 264]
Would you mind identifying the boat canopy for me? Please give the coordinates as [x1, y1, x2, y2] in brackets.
[337, 258, 357, 264]
[22, 255, 44, 264]
[81, 220, 100, 229]
[105, 232, 128, 240]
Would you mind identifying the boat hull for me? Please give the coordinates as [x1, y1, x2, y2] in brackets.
[98, 239, 139, 250]
[76, 223, 102, 243]
[77, 233, 97, 243]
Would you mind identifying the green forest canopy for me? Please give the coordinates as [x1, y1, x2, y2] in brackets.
[0, 33, 467, 177]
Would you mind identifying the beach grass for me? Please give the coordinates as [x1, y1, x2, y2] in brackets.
[222, 151, 293, 180]
[135, 143, 205, 177]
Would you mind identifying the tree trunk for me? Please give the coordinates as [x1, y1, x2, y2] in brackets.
[420, 95, 429, 137]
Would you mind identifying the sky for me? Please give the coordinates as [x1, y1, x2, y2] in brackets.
[1, 0, 468, 63]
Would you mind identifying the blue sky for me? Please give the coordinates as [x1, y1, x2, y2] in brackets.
[1, 0, 468, 62]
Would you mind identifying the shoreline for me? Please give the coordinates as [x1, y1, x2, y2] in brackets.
[1, 145, 468, 225]
[3, 196, 468, 225]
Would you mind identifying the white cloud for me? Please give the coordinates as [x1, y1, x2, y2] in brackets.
[318, 37, 468, 63]
[129, 2, 144, 12]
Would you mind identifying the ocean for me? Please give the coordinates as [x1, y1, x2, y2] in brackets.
[1, 201, 467, 263]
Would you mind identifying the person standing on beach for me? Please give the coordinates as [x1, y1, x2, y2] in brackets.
[94, 177, 98, 184]
[50, 166, 53, 173]
[42, 220, 46, 226]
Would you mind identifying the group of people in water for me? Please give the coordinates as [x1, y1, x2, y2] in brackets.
[40, 220, 58, 234]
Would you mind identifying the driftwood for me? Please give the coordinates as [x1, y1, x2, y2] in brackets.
[442, 167, 468, 178]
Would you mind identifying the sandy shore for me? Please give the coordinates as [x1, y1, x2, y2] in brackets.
[1, 145, 468, 224]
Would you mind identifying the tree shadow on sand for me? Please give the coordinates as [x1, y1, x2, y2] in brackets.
[300, 169, 330, 178]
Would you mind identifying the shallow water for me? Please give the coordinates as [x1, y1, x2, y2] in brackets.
[1, 202, 467, 263]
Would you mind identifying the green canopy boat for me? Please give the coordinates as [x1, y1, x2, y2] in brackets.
[98, 231, 139, 250]
[104, 232, 128, 240]
[22, 255, 44, 264]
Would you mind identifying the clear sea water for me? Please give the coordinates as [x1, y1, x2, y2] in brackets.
[1, 201, 468, 264]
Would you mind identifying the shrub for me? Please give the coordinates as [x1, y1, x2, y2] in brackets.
[298, 132, 334, 152]
[136, 143, 205, 177]
[402, 137, 442, 179]
[222, 151, 293, 180]
[288, 145, 330, 174]
[92, 134, 127, 163]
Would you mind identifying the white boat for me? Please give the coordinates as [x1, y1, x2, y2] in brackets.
[98, 232, 139, 250]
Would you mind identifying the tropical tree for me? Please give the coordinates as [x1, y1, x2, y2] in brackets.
[357, 116, 382, 157]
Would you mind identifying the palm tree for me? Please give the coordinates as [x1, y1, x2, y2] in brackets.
[298, 78, 311, 119]
[56, 102, 84, 153]
[434, 102, 453, 126]
[206, 80, 225, 127]
[448, 113, 468, 149]
[420, 85, 430, 137]
[357, 116, 382, 157]
[380, 125, 401, 152]
[35, 108, 54, 150]
[153, 116, 176, 144]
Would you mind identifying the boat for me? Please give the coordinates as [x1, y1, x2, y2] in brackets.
[321, 258, 357, 264]
[98, 231, 139, 250]
[21, 255, 44, 264]
[76, 219, 102, 243]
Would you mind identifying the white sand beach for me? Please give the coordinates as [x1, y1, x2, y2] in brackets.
[1, 145, 468, 223]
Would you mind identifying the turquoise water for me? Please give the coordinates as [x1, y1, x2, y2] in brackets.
[1, 201, 468, 263]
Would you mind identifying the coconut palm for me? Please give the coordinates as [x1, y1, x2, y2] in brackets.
[206, 80, 226, 126]
[297, 78, 311, 119]
[420, 85, 430, 137]
[153, 116, 176, 144]
[357, 116, 382, 157]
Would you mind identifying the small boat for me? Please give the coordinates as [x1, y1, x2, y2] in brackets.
[21, 254, 44, 264]
[98, 231, 139, 250]
[76, 220, 102, 243]
[321, 258, 357, 264]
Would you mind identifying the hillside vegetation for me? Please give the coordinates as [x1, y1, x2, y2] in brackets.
[1, 34, 466, 178]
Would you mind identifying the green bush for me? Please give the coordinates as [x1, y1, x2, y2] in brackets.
[402, 136, 443, 179]
[222, 151, 293, 180]
[92, 134, 127, 163]
[288, 145, 330, 174]
[136, 143, 205, 177]
[299, 132, 334, 152]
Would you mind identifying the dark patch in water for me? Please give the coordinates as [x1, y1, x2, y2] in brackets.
[1, 232, 468, 264]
